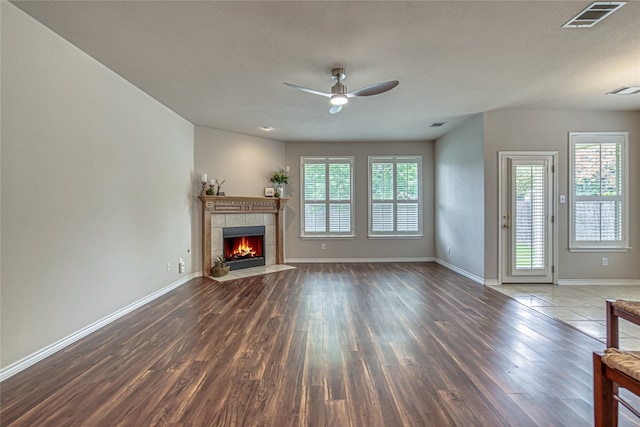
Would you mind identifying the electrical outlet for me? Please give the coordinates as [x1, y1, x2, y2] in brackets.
[166, 262, 171, 272]
[321, 243, 326, 250]
[447, 246, 451, 254]
[602, 257, 608, 267]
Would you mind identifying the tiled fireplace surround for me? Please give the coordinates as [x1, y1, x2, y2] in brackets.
[198, 196, 287, 276]
[213, 214, 274, 266]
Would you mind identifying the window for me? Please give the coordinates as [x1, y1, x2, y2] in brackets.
[514, 161, 548, 270]
[569, 132, 629, 251]
[301, 156, 353, 237]
[368, 156, 422, 237]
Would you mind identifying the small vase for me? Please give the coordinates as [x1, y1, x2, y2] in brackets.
[277, 185, 284, 198]
[211, 265, 230, 277]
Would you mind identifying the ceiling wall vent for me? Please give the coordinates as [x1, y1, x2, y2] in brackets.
[563, 2, 626, 28]
[430, 122, 447, 128]
[607, 86, 640, 95]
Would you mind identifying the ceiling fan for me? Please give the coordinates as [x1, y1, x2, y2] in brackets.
[284, 67, 399, 115]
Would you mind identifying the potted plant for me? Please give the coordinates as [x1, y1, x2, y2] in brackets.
[270, 169, 290, 198]
[211, 254, 230, 277]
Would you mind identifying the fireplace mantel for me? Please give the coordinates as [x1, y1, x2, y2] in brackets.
[198, 195, 287, 275]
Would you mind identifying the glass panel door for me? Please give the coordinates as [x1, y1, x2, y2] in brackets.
[512, 161, 547, 275]
[500, 154, 555, 284]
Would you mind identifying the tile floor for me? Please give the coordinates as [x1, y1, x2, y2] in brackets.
[489, 284, 640, 350]
[211, 264, 295, 282]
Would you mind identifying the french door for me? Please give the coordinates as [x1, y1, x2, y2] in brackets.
[499, 152, 556, 284]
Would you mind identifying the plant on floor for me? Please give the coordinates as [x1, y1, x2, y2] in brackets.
[213, 254, 227, 267]
[212, 254, 230, 277]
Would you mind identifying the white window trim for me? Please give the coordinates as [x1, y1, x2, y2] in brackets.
[300, 156, 355, 238]
[568, 132, 630, 252]
[368, 155, 423, 238]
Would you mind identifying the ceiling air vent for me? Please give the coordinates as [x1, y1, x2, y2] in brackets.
[607, 86, 640, 95]
[430, 122, 447, 128]
[563, 2, 626, 28]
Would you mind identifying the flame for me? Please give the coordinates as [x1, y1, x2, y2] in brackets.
[229, 236, 258, 258]
[234, 237, 255, 256]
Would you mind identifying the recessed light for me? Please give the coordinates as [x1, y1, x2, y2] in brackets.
[260, 126, 274, 131]
[606, 86, 640, 95]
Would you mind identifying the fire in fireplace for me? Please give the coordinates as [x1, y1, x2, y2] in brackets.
[222, 225, 266, 270]
[226, 236, 261, 261]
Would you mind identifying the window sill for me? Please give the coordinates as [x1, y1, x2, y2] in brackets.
[368, 234, 423, 240]
[568, 247, 631, 253]
[300, 235, 355, 239]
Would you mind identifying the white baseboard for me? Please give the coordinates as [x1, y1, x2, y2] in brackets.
[484, 279, 501, 287]
[0, 272, 201, 382]
[285, 257, 434, 263]
[435, 258, 485, 285]
[557, 279, 640, 286]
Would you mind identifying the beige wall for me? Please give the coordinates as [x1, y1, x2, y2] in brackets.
[435, 115, 485, 279]
[2, 0, 638, 379]
[284, 141, 435, 261]
[484, 110, 640, 281]
[193, 126, 285, 271]
[1, 3, 195, 369]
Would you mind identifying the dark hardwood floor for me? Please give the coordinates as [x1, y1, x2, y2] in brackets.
[1, 263, 637, 426]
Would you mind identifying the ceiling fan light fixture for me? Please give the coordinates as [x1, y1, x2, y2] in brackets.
[330, 95, 348, 106]
[284, 67, 398, 114]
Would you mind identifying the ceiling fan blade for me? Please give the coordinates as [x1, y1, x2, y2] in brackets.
[348, 80, 399, 97]
[283, 82, 331, 98]
[329, 104, 343, 115]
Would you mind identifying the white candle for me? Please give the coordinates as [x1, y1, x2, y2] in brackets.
[210, 179, 215, 186]
[201, 173, 207, 183]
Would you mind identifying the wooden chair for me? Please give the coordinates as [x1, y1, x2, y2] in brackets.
[593, 299, 640, 426]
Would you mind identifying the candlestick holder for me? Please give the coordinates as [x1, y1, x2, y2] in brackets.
[201, 181, 207, 194]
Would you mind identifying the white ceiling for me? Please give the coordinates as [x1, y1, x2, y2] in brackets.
[12, 0, 640, 142]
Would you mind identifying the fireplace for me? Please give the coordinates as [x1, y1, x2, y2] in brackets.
[199, 195, 286, 276]
[223, 225, 266, 271]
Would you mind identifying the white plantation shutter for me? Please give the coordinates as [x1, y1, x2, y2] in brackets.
[327, 163, 351, 232]
[371, 163, 394, 200]
[397, 163, 419, 201]
[575, 202, 622, 241]
[570, 133, 628, 250]
[329, 204, 351, 232]
[369, 156, 422, 237]
[304, 204, 326, 233]
[397, 204, 419, 232]
[303, 161, 326, 233]
[304, 163, 325, 202]
[573, 143, 622, 241]
[301, 157, 353, 236]
[329, 164, 351, 200]
[513, 163, 546, 270]
[372, 203, 394, 232]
